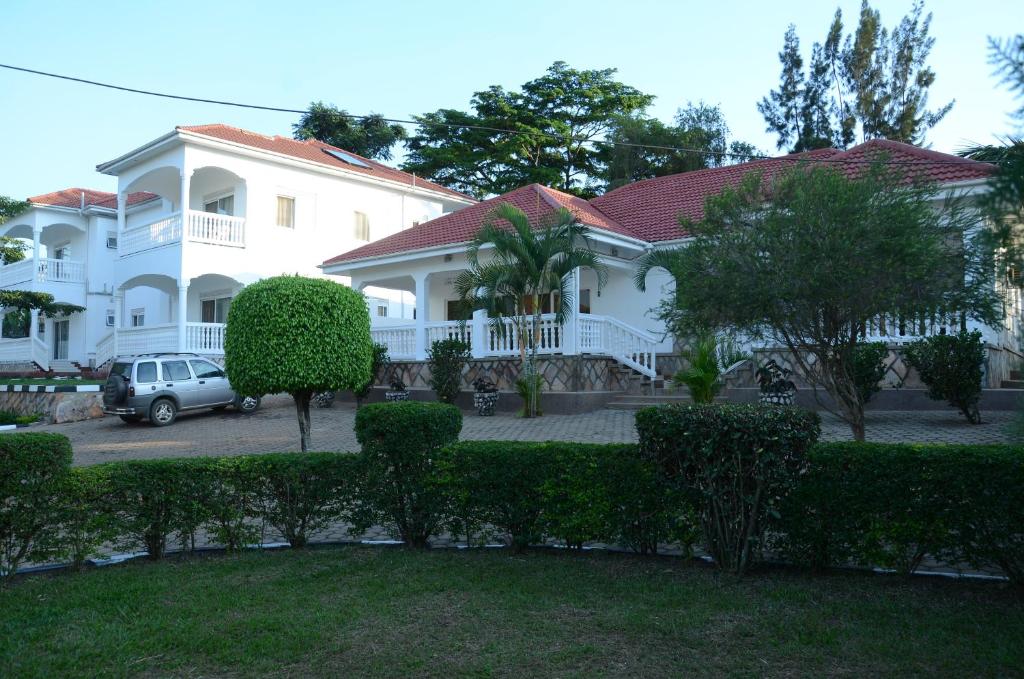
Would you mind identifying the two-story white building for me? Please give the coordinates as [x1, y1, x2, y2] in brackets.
[0, 124, 474, 372]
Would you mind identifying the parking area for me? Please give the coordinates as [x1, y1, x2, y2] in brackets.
[13, 395, 1018, 466]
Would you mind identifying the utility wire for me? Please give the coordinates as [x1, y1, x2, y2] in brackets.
[0, 61, 994, 167]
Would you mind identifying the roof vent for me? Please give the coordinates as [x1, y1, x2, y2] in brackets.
[323, 148, 371, 169]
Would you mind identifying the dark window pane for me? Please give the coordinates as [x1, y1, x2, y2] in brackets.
[579, 289, 591, 314]
[190, 360, 223, 379]
[110, 362, 131, 377]
[164, 360, 192, 381]
[136, 362, 157, 383]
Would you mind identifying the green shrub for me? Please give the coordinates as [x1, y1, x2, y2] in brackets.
[201, 458, 261, 552]
[225, 275, 373, 451]
[636, 404, 820, 575]
[428, 338, 470, 404]
[778, 442, 1024, 585]
[47, 466, 117, 570]
[354, 343, 391, 406]
[354, 402, 462, 548]
[851, 341, 888, 404]
[0, 410, 42, 426]
[904, 330, 985, 423]
[0, 433, 72, 580]
[673, 333, 722, 404]
[106, 459, 211, 559]
[249, 453, 360, 548]
[442, 441, 558, 551]
[515, 372, 544, 417]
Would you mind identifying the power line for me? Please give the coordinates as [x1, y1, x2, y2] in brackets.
[0, 61, 995, 168]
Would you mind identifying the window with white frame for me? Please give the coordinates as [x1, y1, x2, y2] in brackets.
[354, 211, 370, 241]
[201, 296, 232, 324]
[106, 231, 118, 249]
[276, 196, 295, 228]
[377, 304, 388, 318]
[130, 308, 145, 327]
[105, 309, 115, 327]
[203, 194, 234, 216]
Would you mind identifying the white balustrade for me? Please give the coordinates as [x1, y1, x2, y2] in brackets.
[115, 323, 178, 356]
[0, 258, 34, 287]
[185, 323, 226, 354]
[94, 331, 115, 367]
[861, 310, 963, 343]
[187, 211, 245, 247]
[599, 316, 657, 377]
[31, 336, 49, 372]
[370, 326, 417, 359]
[425, 322, 472, 348]
[0, 337, 31, 363]
[119, 210, 245, 256]
[121, 213, 183, 256]
[37, 258, 85, 283]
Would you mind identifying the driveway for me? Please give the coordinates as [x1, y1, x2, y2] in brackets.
[17, 395, 1017, 466]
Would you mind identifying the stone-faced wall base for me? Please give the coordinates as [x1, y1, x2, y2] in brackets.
[338, 387, 620, 415]
[0, 390, 104, 423]
[380, 355, 630, 393]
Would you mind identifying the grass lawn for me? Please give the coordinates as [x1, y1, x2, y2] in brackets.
[1, 547, 1021, 678]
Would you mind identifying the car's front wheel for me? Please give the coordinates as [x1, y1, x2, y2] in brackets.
[149, 398, 178, 426]
[235, 395, 260, 414]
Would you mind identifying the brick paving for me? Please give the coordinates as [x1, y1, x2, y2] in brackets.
[17, 395, 1016, 466]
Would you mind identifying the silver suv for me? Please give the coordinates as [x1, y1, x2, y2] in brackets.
[103, 354, 260, 426]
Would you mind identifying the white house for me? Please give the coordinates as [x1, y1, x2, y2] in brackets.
[0, 124, 474, 372]
[321, 140, 1022, 388]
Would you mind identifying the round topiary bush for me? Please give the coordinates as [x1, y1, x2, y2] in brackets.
[225, 275, 373, 451]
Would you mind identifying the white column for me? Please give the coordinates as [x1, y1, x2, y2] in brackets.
[177, 284, 188, 352]
[414, 273, 427, 360]
[471, 308, 487, 358]
[31, 226, 41, 291]
[179, 168, 190, 214]
[29, 309, 39, 343]
[561, 267, 580, 355]
[116, 191, 126, 241]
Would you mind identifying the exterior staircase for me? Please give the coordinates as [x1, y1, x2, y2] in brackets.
[1001, 370, 1024, 389]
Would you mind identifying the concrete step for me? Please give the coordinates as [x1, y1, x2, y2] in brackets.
[606, 394, 728, 410]
[1001, 379, 1024, 389]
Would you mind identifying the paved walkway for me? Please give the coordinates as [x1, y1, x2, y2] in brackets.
[16, 395, 1018, 466]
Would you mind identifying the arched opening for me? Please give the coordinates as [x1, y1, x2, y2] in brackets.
[114, 274, 181, 356]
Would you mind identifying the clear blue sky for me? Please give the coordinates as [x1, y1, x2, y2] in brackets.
[0, 0, 1019, 199]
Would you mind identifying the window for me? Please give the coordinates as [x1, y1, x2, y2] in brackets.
[203, 194, 234, 216]
[579, 289, 591, 314]
[135, 361, 158, 383]
[130, 308, 145, 327]
[446, 300, 472, 321]
[106, 232, 118, 249]
[201, 297, 232, 323]
[189, 360, 224, 379]
[105, 309, 115, 327]
[377, 305, 388, 318]
[276, 196, 295, 228]
[354, 211, 370, 241]
[163, 360, 192, 381]
[53, 244, 69, 260]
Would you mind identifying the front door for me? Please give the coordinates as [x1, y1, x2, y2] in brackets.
[52, 320, 69, 360]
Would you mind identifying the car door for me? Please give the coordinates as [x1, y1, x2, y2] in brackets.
[161, 360, 199, 408]
[189, 359, 234, 406]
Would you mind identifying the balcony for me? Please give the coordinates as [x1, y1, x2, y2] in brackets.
[120, 210, 246, 256]
[0, 257, 85, 288]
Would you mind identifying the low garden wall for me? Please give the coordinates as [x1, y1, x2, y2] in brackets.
[379, 355, 631, 393]
[0, 385, 104, 423]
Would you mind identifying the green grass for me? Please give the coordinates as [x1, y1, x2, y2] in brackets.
[0, 378, 104, 386]
[0, 410, 41, 425]
[1, 548, 1021, 677]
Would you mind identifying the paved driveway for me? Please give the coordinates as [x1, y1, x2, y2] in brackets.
[16, 395, 1017, 466]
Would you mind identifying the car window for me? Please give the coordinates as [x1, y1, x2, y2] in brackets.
[135, 362, 158, 383]
[163, 360, 193, 381]
[110, 362, 131, 377]
[189, 360, 224, 379]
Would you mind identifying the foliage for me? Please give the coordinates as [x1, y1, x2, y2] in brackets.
[46, 466, 117, 570]
[225, 276, 372, 452]
[851, 341, 888, 404]
[403, 61, 654, 197]
[353, 402, 462, 548]
[759, 1, 952, 151]
[0, 410, 41, 426]
[514, 373, 544, 417]
[989, 35, 1024, 124]
[673, 333, 723, 404]
[0, 196, 27, 264]
[755, 359, 796, 396]
[0, 290, 85, 318]
[427, 338, 470, 404]
[293, 101, 406, 161]
[388, 374, 407, 392]
[635, 162, 1001, 440]
[636, 404, 821, 575]
[354, 343, 390, 405]
[471, 376, 497, 393]
[0, 433, 72, 580]
[903, 330, 985, 424]
[776, 442, 1024, 586]
[454, 203, 606, 417]
[599, 103, 761, 190]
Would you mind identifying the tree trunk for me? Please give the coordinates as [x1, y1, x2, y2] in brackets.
[294, 391, 313, 452]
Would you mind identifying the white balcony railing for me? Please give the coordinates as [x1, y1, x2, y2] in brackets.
[120, 210, 245, 256]
[370, 326, 417, 359]
[115, 323, 178, 357]
[0, 336, 50, 370]
[0, 258, 34, 287]
[185, 322, 226, 354]
[0, 257, 85, 287]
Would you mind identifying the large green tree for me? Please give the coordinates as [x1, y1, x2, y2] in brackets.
[0, 196, 29, 264]
[635, 163, 1001, 440]
[293, 102, 407, 161]
[224, 276, 372, 452]
[403, 62, 653, 198]
[453, 204, 606, 417]
[759, 1, 952, 151]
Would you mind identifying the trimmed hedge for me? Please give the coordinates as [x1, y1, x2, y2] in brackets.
[777, 442, 1024, 583]
[637, 404, 821, 575]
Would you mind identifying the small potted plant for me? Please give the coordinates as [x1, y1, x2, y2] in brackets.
[756, 359, 797, 406]
[472, 376, 499, 416]
[385, 374, 410, 402]
[311, 390, 335, 408]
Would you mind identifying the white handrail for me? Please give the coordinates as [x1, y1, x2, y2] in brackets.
[37, 258, 85, 283]
[186, 211, 245, 247]
[116, 323, 178, 356]
[185, 322, 227, 354]
[94, 331, 115, 368]
[121, 212, 183, 256]
[0, 258, 34, 287]
[31, 336, 49, 372]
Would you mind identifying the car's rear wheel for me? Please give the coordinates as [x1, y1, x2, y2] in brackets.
[235, 395, 260, 414]
[119, 414, 143, 424]
[149, 398, 177, 426]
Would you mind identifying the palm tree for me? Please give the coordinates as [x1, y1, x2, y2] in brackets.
[453, 203, 607, 417]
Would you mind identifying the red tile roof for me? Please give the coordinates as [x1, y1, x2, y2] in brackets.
[322, 138, 996, 267]
[27, 188, 158, 210]
[323, 184, 628, 265]
[177, 124, 473, 202]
